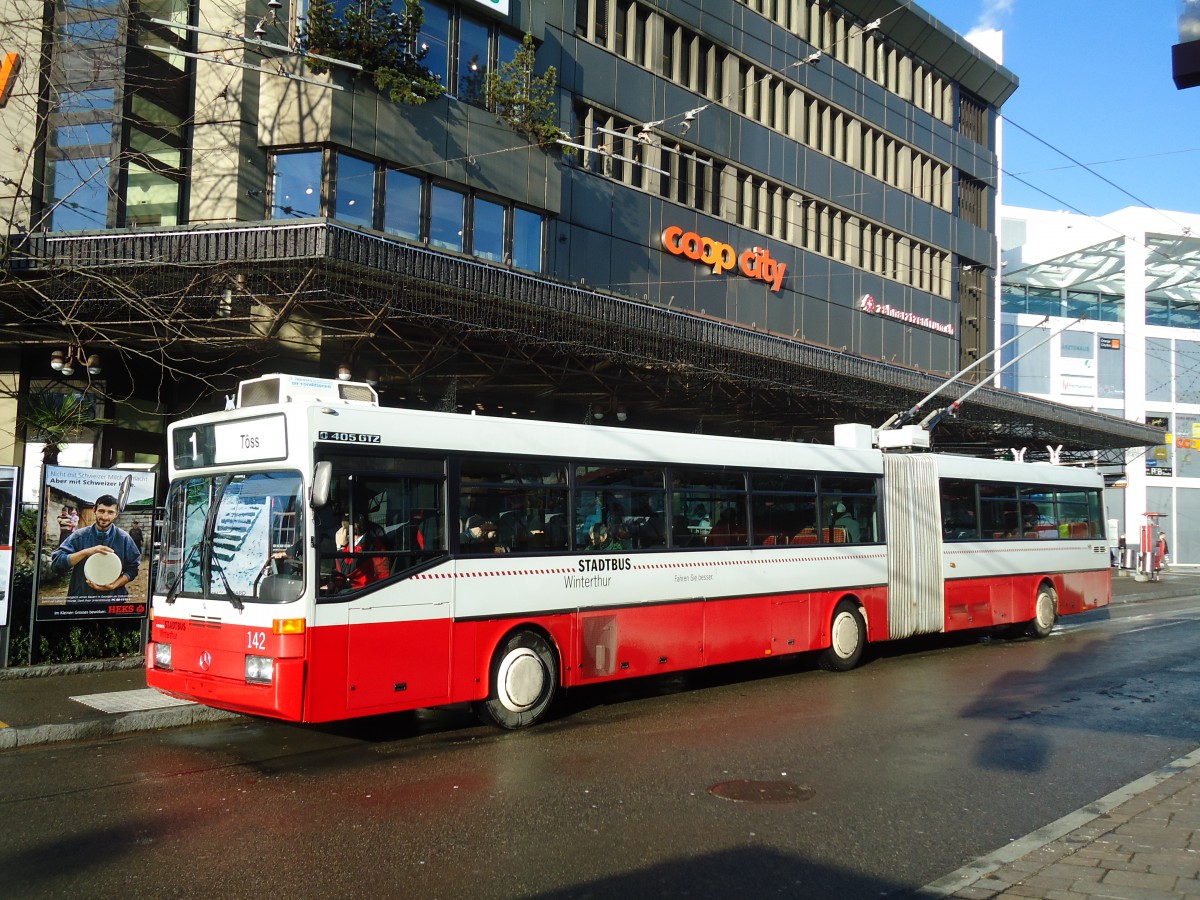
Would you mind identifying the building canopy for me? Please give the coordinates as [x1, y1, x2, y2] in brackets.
[3, 222, 1161, 457]
[1005, 233, 1200, 305]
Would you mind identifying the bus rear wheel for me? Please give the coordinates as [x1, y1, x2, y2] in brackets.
[819, 600, 866, 672]
[475, 630, 559, 729]
[1028, 583, 1058, 639]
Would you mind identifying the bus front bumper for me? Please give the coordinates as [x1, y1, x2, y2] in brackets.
[146, 644, 306, 721]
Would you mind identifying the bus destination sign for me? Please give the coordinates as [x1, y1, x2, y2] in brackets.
[172, 414, 288, 469]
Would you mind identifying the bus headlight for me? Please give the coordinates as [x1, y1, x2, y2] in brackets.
[245, 655, 274, 685]
[154, 642, 172, 670]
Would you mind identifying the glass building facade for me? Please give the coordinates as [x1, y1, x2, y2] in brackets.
[1000, 205, 1200, 564]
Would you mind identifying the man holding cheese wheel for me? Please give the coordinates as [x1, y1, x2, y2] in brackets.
[50, 494, 141, 599]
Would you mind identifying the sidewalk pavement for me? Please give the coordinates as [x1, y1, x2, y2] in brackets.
[3, 572, 1200, 898]
[0, 657, 240, 751]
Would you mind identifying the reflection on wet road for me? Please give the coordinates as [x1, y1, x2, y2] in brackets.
[5, 592, 1200, 898]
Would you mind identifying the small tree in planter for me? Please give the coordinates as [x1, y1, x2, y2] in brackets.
[483, 34, 563, 149]
[20, 384, 110, 466]
[302, 0, 445, 105]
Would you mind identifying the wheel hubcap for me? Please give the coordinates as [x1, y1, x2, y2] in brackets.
[831, 612, 859, 658]
[498, 648, 544, 711]
[1037, 593, 1055, 629]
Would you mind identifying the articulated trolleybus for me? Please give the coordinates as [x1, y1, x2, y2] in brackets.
[147, 374, 1111, 729]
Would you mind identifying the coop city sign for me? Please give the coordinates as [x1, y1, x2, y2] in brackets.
[661, 226, 787, 292]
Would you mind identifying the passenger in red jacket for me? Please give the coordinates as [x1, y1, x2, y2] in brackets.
[335, 515, 390, 589]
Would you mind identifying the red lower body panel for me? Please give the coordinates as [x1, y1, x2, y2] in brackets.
[147, 568, 1110, 723]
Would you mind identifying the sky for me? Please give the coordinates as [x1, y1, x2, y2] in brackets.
[915, 0, 1200, 220]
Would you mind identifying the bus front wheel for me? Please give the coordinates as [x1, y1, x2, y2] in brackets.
[819, 600, 866, 672]
[1028, 583, 1058, 639]
[475, 630, 559, 729]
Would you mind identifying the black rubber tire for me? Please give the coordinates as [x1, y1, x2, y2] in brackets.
[1027, 583, 1058, 639]
[474, 630, 559, 729]
[818, 600, 867, 671]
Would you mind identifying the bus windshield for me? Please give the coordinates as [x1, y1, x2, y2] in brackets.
[156, 471, 305, 604]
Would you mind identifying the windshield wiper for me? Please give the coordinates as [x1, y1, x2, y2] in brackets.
[163, 541, 202, 605]
[210, 555, 245, 611]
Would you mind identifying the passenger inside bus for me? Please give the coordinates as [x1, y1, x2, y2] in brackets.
[633, 501, 666, 547]
[460, 514, 497, 552]
[334, 513, 390, 589]
[542, 503, 569, 550]
[585, 522, 623, 552]
[707, 508, 746, 546]
[831, 502, 860, 542]
[1022, 503, 1058, 539]
[498, 492, 540, 551]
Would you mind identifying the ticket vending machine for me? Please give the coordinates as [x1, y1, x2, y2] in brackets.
[1140, 512, 1167, 582]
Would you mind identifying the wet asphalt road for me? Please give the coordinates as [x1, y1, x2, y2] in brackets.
[4, 594, 1200, 899]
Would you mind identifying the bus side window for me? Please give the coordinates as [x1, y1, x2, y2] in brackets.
[319, 465, 448, 583]
[939, 478, 978, 540]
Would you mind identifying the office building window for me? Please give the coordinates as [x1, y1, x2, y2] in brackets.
[54, 122, 113, 148]
[272, 151, 323, 218]
[125, 127, 183, 227]
[959, 176, 987, 229]
[1177, 341, 1200, 404]
[513, 207, 543, 271]
[384, 169, 422, 240]
[46, 156, 112, 231]
[458, 15, 490, 103]
[268, 149, 546, 273]
[959, 93, 988, 145]
[429, 184, 465, 252]
[419, 1, 524, 100]
[580, 0, 961, 217]
[1098, 293, 1124, 322]
[472, 197, 505, 262]
[1098, 333, 1124, 400]
[55, 88, 116, 113]
[572, 100, 950, 296]
[1147, 338, 1172, 403]
[418, 1, 451, 88]
[334, 152, 375, 228]
[40, 0, 189, 231]
[1026, 287, 1062, 317]
[498, 31, 521, 68]
[1146, 295, 1171, 326]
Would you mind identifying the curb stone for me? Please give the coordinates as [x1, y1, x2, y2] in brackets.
[0, 703, 241, 750]
[0, 655, 146, 680]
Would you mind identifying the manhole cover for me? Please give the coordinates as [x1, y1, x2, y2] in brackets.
[708, 779, 815, 803]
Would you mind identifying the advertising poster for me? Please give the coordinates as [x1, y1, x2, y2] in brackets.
[1147, 416, 1174, 477]
[0, 466, 18, 628]
[36, 466, 157, 621]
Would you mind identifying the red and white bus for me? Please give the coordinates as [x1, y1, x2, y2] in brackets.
[147, 374, 1111, 728]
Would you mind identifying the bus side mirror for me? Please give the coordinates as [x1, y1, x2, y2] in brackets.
[311, 461, 332, 508]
